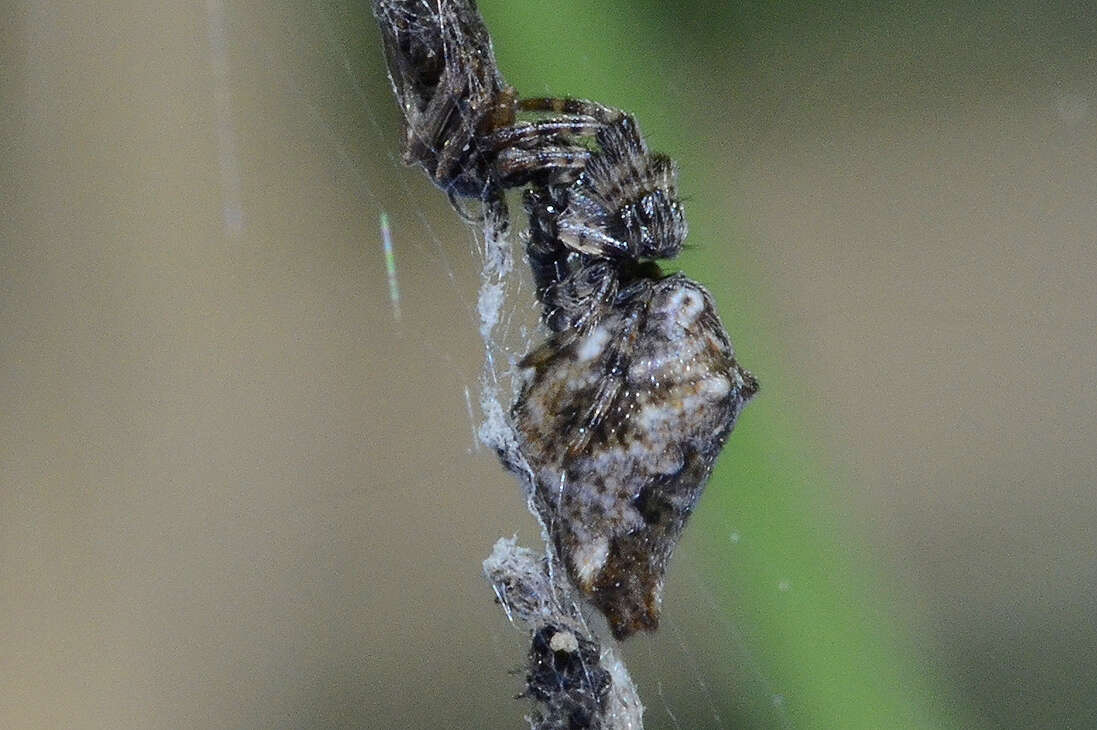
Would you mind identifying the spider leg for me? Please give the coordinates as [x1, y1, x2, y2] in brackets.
[555, 214, 632, 258]
[559, 261, 619, 333]
[447, 186, 484, 223]
[431, 116, 480, 188]
[519, 97, 625, 125]
[495, 145, 592, 188]
[482, 116, 607, 153]
[563, 286, 647, 459]
[541, 259, 620, 335]
[428, 88, 515, 193]
[550, 115, 685, 261]
[402, 66, 468, 169]
[589, 114, 652, 166]
[524, 186, 570, 293]
[446, 183, 510, 229]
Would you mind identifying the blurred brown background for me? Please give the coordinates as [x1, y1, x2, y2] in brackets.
[2, 1, 1095, 727]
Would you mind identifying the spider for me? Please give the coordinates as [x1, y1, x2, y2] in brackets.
[510, 116, 756, 639]
[374, 0, 759, 641]
[374, 0, 635, 221]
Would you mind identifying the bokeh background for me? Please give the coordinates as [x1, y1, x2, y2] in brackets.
[3, 1, 1095, 727]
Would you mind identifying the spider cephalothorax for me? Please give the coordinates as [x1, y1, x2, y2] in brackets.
[551, 115, 687, 262]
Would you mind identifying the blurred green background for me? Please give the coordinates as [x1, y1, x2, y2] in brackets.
[3, 1, 1095, 727]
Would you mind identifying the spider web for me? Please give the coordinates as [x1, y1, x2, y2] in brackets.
[228, 1, 794, 727]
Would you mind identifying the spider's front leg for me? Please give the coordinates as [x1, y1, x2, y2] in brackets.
[518, 97, 625, 125]
[495, 144, 592, 189]
[482, 101, 622, 189]
[485, 116, 606, 153]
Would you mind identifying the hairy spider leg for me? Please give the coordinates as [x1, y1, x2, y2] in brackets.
[495, 145, 592, 187]
[442, 115, 603, 222]
[402, 65, 469, 166]
[544, 261, 620, 335]
[518, 97, 625, 125]
[484, 116, 607, 151]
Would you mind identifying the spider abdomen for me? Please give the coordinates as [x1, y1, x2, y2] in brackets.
[513, 274, 758, 638]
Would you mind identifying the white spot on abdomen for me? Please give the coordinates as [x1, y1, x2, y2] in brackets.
[577, 325, 611, 362]
[573, 536, 610, 587]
